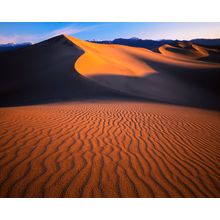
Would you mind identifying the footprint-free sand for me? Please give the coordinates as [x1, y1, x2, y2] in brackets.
[0, 102, 219, 197]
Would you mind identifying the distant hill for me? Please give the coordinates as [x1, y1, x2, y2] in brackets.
[90, 38, 220, 50]
[2, 38, 219, 53]
[191, 39, 220, 46]
[90, 38, 173, 50]
[0, 42, 32, 53]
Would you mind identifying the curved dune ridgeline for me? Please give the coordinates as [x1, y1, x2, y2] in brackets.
[158, 43, 206, 60]
[0, 35, 220, 198]
[0, 102, 220, 198]
[159, 42, 220, 62]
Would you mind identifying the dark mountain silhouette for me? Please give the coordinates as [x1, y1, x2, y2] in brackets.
[191, 38, 220, 46]
[90, 38, 220, 50]
[0, 42, 32, 53]
[90, 38, 173, 50]
[1, 38, 219, 53]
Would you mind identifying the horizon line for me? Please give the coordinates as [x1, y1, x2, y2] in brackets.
[1, 34, 220, 45]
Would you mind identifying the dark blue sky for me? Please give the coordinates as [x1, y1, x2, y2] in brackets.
[0, 22, 219, 44]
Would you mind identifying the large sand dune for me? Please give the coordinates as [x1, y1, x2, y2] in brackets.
[0, 35, 135, 107]
[0, 102, 220, 198]
[0, 35, 220, 197]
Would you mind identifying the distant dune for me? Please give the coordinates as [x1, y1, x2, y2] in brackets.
[159, 42, 220, 62]
[0, 35, 220, 198]
[158, 43, 206, 60]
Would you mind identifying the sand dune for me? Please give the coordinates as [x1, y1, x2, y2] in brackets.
[158, 43, 206, 60]
[0, 102, 219, 198]
[158, 42, 220, 62]
[0, 35, 220, 198]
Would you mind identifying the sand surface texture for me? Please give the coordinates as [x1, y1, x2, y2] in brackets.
[0, 102, 220, 197]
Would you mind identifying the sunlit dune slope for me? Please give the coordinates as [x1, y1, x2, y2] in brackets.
[66, 36, 156, 77]
[66, 36, 220, 109]
[67, 36, 220, 76]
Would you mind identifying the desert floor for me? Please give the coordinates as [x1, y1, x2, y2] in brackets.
[0, 101, 219, 198]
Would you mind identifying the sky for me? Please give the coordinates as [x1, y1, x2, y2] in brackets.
[0, 22, 220, 44]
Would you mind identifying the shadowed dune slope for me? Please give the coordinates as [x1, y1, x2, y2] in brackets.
[0, 102, 219, 198]
[66, 36, 220, 110]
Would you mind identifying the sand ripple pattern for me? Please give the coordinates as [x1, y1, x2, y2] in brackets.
[0, 102, 220, 197]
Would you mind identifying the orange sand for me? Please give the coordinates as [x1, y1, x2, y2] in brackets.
[0, 102, 219, 198]
[159, 42, 220, 61]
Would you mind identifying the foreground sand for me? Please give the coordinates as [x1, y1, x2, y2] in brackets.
[0, 101, 219, 198]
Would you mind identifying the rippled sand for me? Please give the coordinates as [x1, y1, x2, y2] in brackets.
[0, 102, 219, 197]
